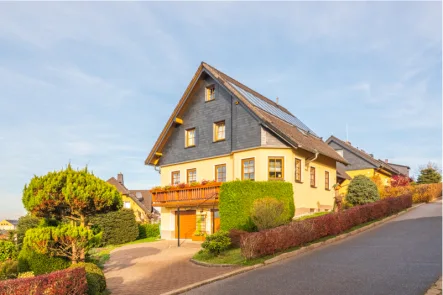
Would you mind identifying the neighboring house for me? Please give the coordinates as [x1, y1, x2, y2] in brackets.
[387, 162, 410, 177]
[107, 173, 153, 222]
[326, 136, 400, 194]
[145, 62, 348, 240]
[0, 219, 18, 231]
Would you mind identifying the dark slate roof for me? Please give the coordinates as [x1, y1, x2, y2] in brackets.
[107, 177, 151, 215]
[326, 135, 400, 175]
[145, 62, 348, 165]
[5, 220, 18, 225]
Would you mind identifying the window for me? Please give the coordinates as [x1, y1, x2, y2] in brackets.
[310, 167, 316, 187]
[215, 164, 226, 182]
[214, 121, 226, 141]
[187, 169, 197, 183]
[197, 214, 206, 232]
[325, 171, 330, 190]
[171, 171, 180, 185]
[185, 128, 196, 147]
[268, 157, 284, 180]
[295, 158, 302, 182]
[124, 201, 131, 209]
[242, 158, 255, 180]
[205, 85, 215, 101]
[335, 149, 344, 157]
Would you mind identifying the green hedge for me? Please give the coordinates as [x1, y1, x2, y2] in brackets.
[70, 262, 106, 295]
[0, 241, 18, 262]
[90, 209, 139, 246]
[138, 223, 160, 239]
[219, 180, 295, 232]
[17, 248, 70, 275]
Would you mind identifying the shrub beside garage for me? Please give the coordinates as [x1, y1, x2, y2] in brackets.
[219, 180, 295, 232]
[240, 194, 412, 259]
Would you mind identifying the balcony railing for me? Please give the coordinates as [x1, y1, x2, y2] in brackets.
[151, 183, 221, 207]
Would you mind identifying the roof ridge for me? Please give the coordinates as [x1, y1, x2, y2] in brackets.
[202, 62, 294, 116]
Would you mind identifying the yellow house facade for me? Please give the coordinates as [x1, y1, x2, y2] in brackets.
[0, 219, 18, 231]
[146, 62, 348, 240]
[326, 136, 401, 195]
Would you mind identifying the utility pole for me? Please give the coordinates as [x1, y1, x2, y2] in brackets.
[177, 207, 180, 247]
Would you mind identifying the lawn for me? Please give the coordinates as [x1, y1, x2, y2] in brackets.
[295, 211, 330, 221]
[89, 237, 159, 268]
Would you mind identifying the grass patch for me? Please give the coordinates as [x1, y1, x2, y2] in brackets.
[193, 211, 405, 266]
[295, 211, 330, 221]
[89, 237, 159, 268]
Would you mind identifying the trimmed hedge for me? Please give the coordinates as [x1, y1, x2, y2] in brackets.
[138, 223, 160, 239]
[17, 248, 70, 275]
[219, 180, 295, 232]
[90, 209, 139, 246]
[0, 267, 87, 295]
[240, 194, 412, 259]
[381, 183, 442, 203]
[70, 262, 105, 295]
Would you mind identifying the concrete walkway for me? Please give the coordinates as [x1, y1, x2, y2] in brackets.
[186, 201, 442, 295]
[104, 240, 237, 295]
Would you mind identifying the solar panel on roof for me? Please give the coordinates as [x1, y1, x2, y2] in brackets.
[229, 82, 318, 136]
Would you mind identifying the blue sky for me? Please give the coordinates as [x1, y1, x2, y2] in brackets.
[0, 2, 441, 219]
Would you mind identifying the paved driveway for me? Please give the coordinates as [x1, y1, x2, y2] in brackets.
[104, 240, 237, 295]
[186, 201, 442, 295]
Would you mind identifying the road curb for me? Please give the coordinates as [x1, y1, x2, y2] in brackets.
[189, 258, 237, 268]
[163, 203, 423, 294]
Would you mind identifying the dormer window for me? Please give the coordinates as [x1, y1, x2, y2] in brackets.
[205, 85, 215, 101]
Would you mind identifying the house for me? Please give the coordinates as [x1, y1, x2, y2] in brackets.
[145, 62, 348, 240]
[107, 173, 153, 222]
[326, 136, 400, 194]
[386, 162, 410, 177]
[0, 219, 18, 231]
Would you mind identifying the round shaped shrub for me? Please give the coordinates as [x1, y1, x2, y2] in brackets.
[0, 241, 18, 262]
[0, 260, 18, 280]
[17, 249, 70, 275]
[250, 197, 288, 230]
[70, 262, 106, 295]
[201, 230, 231, 255]
[346, 175, 380, 206]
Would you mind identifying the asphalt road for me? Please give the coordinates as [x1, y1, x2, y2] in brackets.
[186, 201, 442, 295]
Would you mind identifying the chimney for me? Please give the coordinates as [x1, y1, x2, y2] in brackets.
[385, 159, 388, 163]
[117, 173, 124, 185]
[276, 97, 279, 104]
[369, 154, 374, 157]
[345, 141, 352, 145]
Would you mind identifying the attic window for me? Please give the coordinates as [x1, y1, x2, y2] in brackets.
[335, 149, 344, 157]
[205, 85, 215, 101]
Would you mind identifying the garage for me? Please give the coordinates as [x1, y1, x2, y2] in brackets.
[175, 210, 196, 239]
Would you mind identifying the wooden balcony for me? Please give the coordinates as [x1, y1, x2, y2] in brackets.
[151, 183, 221, 207]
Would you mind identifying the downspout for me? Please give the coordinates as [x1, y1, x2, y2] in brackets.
[305, 149, 319, 169]
[154, 165, 161, 174]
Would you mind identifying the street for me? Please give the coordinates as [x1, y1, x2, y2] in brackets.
[186, 201, 442, 295]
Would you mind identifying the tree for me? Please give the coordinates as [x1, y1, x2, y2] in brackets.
[16, 215, 41, 249]
[22, 164, 122, 227]
[346, 175, 380, 206]
[391, 175, 412, 187]
[417, 163, 442, 184]
[23, 224, 101, 264]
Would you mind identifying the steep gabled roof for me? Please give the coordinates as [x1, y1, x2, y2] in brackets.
[337, 166, 352, 181]
[5, 220, 18, 226]
[326, 136, 399, 175]
[106, 177, 151, 215]
[145, 62, 348, 165]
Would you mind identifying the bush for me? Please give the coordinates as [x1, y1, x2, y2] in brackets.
[70, 262, 106, 295]
[0, 261, 18, 280]
[346, 175, 380, 206]
[412, 183, 442, 203]
[201, 230, 231, 255]
[90, 209, 139, 246]
[240, 194, 412, 259]
[17, 248, 70, 275]
[138, 223, 160, 239]
[228, 229, 248, 248]
[251, 198, 288, 231]
[0, 241, 18, 262]
[219, 180, 295, 232]
[16, 215, 40, 250]
[0, 267, 87, 295]
[17, 271, 34, 279]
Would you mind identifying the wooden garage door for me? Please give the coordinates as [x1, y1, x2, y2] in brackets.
[175, 210, 196, 239]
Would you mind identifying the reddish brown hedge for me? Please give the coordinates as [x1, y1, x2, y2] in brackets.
[0, 267, 87, 295]
[241, 194, 412, 259]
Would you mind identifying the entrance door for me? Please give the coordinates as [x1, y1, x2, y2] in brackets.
[212, 209, 220, 233]
[175, 210, 196, 239]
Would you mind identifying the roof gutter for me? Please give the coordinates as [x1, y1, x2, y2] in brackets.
[305, 150, 319, 168]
